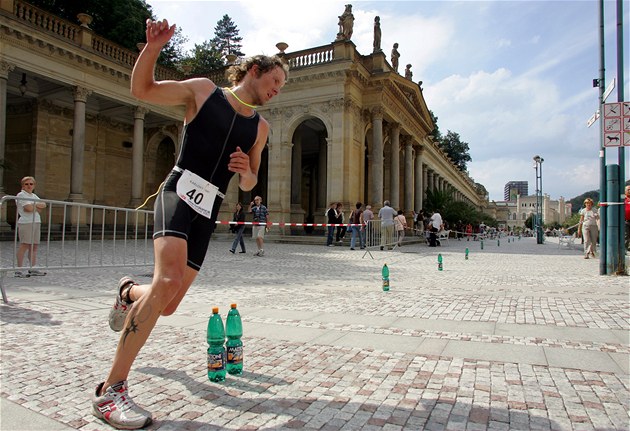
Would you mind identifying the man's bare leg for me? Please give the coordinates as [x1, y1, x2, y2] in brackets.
[101, 236, 197, 393]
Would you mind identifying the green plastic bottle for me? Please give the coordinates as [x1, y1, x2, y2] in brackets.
[225, 303, 243, 375]
[207, 307, 226, 382]
[382, 263, 390, 291]
[437, 253, 443, 271]
[465, 248, 469, 260]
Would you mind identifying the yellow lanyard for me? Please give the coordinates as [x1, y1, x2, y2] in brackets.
[225, 87, 258, 109]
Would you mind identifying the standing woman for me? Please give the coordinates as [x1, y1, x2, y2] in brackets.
[578, 198, 599, 259]
[229, 202, 246, 254]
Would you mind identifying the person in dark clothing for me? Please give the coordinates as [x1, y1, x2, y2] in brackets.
[229, 202, 246, 253]
[326, 202, 338, 246]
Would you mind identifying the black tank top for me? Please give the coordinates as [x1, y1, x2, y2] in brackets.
[172, 87, 260, 194]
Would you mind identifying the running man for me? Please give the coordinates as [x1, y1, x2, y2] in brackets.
[91, 18, 288, 430]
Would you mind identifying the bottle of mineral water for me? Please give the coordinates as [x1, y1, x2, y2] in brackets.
[382, 263, 390, 291]
[225, 303, 243, 375]
[207, 307, 226, 382]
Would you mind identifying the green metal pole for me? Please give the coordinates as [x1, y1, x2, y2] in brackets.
[615, 0, 626, 274]
[606, 165, 620, 273]
[598, 0, 607, 275]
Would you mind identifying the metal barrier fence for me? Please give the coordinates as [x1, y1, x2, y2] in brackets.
[0, 195, 155, 303]
[363, 220, 399, 258]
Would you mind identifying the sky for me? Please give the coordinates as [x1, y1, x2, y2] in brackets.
[147, 0, 629, 202]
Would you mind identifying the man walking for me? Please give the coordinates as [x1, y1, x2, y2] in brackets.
[250, 195, 270, 256]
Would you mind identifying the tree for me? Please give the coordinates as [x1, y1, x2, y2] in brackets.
[182, 41, 224, 75]
[437, 131, 472, 172]
[428, 110, 441, 143]
[158, 26, 189, 69]
[211, 15, 244, 58]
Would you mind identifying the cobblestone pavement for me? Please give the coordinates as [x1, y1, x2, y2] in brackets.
[1, 236, 628, 430]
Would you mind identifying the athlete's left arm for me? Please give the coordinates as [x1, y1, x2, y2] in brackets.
[228, 117, 269, 191]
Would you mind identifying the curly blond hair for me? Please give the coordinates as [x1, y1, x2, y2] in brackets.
[226, 55, 289, 85]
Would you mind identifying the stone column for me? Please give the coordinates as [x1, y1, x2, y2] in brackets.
[290, 137, 302, 207]
[68, 86, 92, 201]
[371, 108, 384, 207]
[422, 164, 428, 202]
[414, 146, 424, 211]
[389, 123, 400, 208]
[317, 137, 328, 211]
[130, 106, 148, 207]
[403, 137, 413, 212]
[0, 61, 14, 231]
[427, 169, 433, 194]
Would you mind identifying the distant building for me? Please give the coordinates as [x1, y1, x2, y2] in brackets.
[486, 194, 571, 231]
[504, 181, 528, 201]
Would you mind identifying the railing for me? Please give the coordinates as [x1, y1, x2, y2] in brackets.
[11, 1, 183, 81]
[0, 195, 155, 304]
[285, 45, 335, 69]
[14, 0, 78, 41]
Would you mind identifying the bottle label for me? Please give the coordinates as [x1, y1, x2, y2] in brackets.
[207, 351, 225, 371]
[227, 345, 243, 364]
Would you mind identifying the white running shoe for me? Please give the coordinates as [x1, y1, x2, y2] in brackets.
[92, 381, 152, 430]
[108, 277, 136, 332]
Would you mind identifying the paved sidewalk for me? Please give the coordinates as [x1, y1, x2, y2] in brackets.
[1, 236, 628, 430]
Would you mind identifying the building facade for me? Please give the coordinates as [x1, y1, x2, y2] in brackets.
[0, 1, 487, 233]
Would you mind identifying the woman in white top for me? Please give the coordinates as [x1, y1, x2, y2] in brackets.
[16, 176, 47, 276]
[578, 198, 599, 259]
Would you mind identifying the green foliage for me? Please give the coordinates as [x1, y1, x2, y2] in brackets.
[524, 213, 534, 230]
[437, 131, 472, 172]
[211, 14, 244, 58]
[428, 110, 441, 142]
[424, 189, 495, 228]
[158, 26, 189, 69]
[182, 41, 224, 75]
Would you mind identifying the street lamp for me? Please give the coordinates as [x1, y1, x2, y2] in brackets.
[533, 155, 544, 244]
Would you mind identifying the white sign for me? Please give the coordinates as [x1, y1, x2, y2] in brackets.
[602, 78, 615, 102]
[587, 111, 599, 128]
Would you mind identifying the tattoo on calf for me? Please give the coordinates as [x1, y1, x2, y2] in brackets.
[121, 303, 153, 347]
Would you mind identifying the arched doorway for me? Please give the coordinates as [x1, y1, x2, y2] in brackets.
[290, 118, 328, 233]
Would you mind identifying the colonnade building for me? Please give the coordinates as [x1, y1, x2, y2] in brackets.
[0, 1, 488, 232]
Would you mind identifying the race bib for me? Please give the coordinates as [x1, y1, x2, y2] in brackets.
[176, 169, 224, 219]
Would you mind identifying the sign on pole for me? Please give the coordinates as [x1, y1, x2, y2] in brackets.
[603, 102, 630, 147]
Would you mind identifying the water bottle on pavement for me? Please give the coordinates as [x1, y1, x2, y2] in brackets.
[226, 303, 243, 375]
[465, 248, 469, 260]
[382, 263, 390, 291]
[438, 253, 443, 271]
[207, 307, 226, 382]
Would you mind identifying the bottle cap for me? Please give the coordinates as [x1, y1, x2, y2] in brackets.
[212, 307, 219, 314]
[231, 303, 237, 309]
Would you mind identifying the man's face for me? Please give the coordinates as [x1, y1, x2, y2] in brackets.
[253, 66, 286, 106]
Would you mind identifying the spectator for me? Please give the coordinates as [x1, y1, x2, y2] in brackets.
[15, 176, 47, 277]
[229, 202, 246, 254]
[250, 196, 270, 256]
[378, 200, 397, 250]
[335, 202, 346, 243]
[325, 202, 337, 246]
[349, 202, 364, 250]
[578, 198, 599, 259]
[394, 209, 407, 247]
[428, 210, 443, 247]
